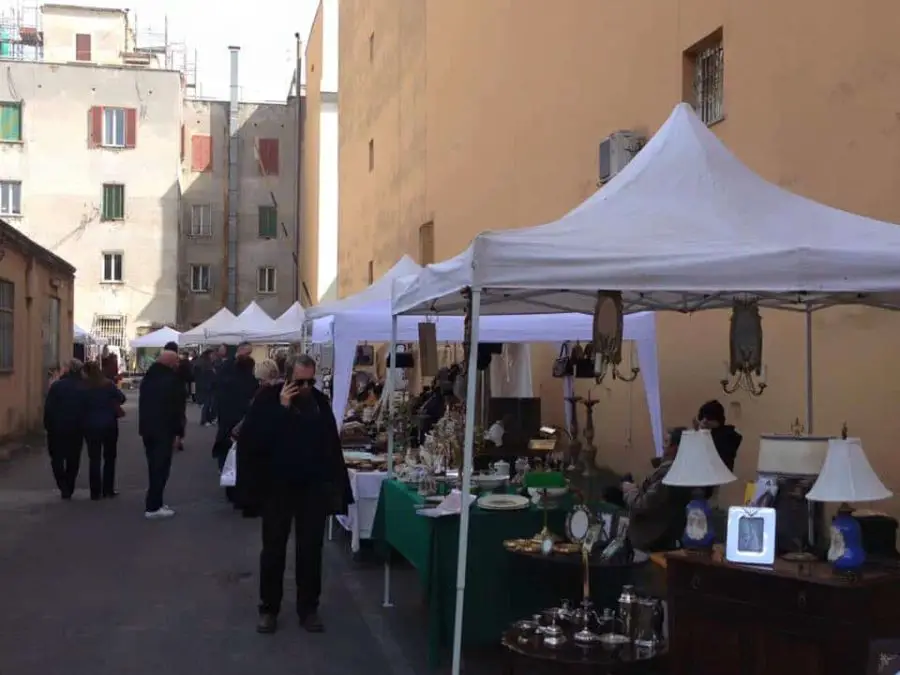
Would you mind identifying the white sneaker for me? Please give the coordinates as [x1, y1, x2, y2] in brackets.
[145, 506, 176, 519]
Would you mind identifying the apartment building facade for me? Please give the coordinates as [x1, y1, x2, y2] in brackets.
[337, 0, 900, 515]
[299, 0, 339, 305]
[0, 3, 300, 343]
[0, 218, 75, 443]
[0, 4, 181, 348]
[180, 96, 298, 325]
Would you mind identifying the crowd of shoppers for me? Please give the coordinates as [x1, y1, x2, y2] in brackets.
[43, 341, 352, 635]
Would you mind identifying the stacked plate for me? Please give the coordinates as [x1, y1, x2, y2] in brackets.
[477, 494, 530, 511]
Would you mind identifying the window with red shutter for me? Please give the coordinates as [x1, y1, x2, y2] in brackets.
[75, 33, 91, 61]
[257, 138, 279, 176]
[124, 108, 137, 148]
[88, 106, 103, 148]
[191, 135, 212, 172]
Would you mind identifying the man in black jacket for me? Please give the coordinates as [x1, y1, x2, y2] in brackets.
[44, 358, 88, 499]
[139, 350, 184, 519]
[240, 355, 352, 635]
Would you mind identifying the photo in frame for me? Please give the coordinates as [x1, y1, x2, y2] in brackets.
[725, 506, 776, 565]
[598, 512, 615, 543]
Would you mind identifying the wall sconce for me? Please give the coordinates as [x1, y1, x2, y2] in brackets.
[721, 299, 766, 396]
[592, 291, 639, 382]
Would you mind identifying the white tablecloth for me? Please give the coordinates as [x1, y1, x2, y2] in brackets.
[334, 469, 388, 552]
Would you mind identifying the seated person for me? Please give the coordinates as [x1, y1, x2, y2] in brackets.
[621, 427, 692, 552]
[696, 399, 742, 471]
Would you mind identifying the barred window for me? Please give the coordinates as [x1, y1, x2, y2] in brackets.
[693, 41, 724, 125]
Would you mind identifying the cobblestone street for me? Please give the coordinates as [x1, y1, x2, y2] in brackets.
[0, 396, 425, 675]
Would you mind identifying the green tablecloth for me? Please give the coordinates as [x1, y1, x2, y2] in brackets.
[372, 480, 628, 667]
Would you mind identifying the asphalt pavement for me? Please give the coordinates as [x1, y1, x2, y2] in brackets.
[0, 394, 424, 675]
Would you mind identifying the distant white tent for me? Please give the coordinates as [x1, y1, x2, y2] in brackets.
[180, 308, 237, 344]
[249, 302, 306, 343]
[130, 326, 181, 349]
[203, 301, 277, 344]
[73, 324, 107, 345]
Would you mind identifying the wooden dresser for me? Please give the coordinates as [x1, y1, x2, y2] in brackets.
[666, 551, 900, 675]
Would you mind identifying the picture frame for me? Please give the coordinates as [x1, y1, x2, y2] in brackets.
[598, 512, 615, 543]
[725, 506, 776, 565]
[565, 505, 594, 544]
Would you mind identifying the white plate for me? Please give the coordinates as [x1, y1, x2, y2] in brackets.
[343, 451, 377, 461]
[477, 494, 530, 511]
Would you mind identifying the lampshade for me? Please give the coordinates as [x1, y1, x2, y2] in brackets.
[757, 434, 829, 477]
[662, 429, 737, 487]
[806, 438, 892, 503]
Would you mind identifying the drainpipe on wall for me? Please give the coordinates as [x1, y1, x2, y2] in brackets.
[293, 33, 302, 305]
[226, 46, 240, 312]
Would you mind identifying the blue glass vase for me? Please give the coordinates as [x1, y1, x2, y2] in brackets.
[682, 497, 715, 549]
[828, 506, 865, 573]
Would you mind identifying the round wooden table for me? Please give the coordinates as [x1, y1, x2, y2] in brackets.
[501, 623, 666, 675]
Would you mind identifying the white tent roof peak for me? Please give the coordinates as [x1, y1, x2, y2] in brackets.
[307, 254, 423, 320]
[236, 301, 274, 323]
[393, 102, 900, 316]
[180, 307, 237, 342]
[275, 302, 305, 328]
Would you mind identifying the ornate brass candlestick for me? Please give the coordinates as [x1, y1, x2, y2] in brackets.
[573, 524, 603, 644]
[565, 395, 583, 471]
[532, 488, 559, 552]
[579, 393, 600, 479]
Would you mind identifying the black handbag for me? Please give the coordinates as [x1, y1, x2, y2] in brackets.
[552, 342, 573, 378]
[572, 341, 595, 379]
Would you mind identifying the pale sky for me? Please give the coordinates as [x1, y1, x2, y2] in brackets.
[68, 0, 319, 101]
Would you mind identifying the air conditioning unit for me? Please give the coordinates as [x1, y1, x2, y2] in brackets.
[598, 130, 644, 184]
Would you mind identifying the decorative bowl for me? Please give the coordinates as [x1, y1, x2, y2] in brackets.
[471, 473, 508, 491]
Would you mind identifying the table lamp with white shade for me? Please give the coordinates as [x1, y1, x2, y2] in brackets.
[663, 429, 737, 550]
[806, 437, 892, 574]
[757, 434, 830, 557]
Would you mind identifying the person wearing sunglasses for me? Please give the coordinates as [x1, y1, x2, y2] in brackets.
[236, 354, 353, 635]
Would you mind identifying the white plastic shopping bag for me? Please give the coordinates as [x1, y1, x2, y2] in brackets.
[219, 442, 237, 487]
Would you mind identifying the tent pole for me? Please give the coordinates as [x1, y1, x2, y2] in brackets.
[804, 307, 813, 433]
[451, 288, 482, 675]
[382, 313, 398, 608]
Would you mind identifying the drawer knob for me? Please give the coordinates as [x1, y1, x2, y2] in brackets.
[690, 574, 701, 591]
[797, 591, 807, 609]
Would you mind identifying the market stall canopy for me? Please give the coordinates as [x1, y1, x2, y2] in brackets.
[307, 255, 423, 320]
[180, 307, 237, 344]
[249, 301, 307, 343]
[130, 326, 181, 349]
[73, 324, 108, 345]
[393, 103, 900, 317]
[203, 301, 277, 344]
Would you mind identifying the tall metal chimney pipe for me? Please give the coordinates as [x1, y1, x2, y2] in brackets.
[226, 46, 240, 312]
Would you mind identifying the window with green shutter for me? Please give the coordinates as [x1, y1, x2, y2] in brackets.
[0, 102, 21, 142]
[102, 183, 125, 221]
[258, 205, 277, 238]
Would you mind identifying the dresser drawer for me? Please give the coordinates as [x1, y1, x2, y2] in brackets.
[667, 556, 867, 620]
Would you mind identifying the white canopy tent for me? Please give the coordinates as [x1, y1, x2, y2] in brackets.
[130, 326, 181, 349]
[203, 301, 277, 344]
[394, 103, 900, 317]
[303, 257, 661, 446]
[180, 307, 237, 344]
[389, 103, 900, 675]
[73, 324, 107, 346]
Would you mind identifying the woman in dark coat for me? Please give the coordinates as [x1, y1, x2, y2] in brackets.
[232, 359, 282, 517]
[82, 360, 126, 499]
